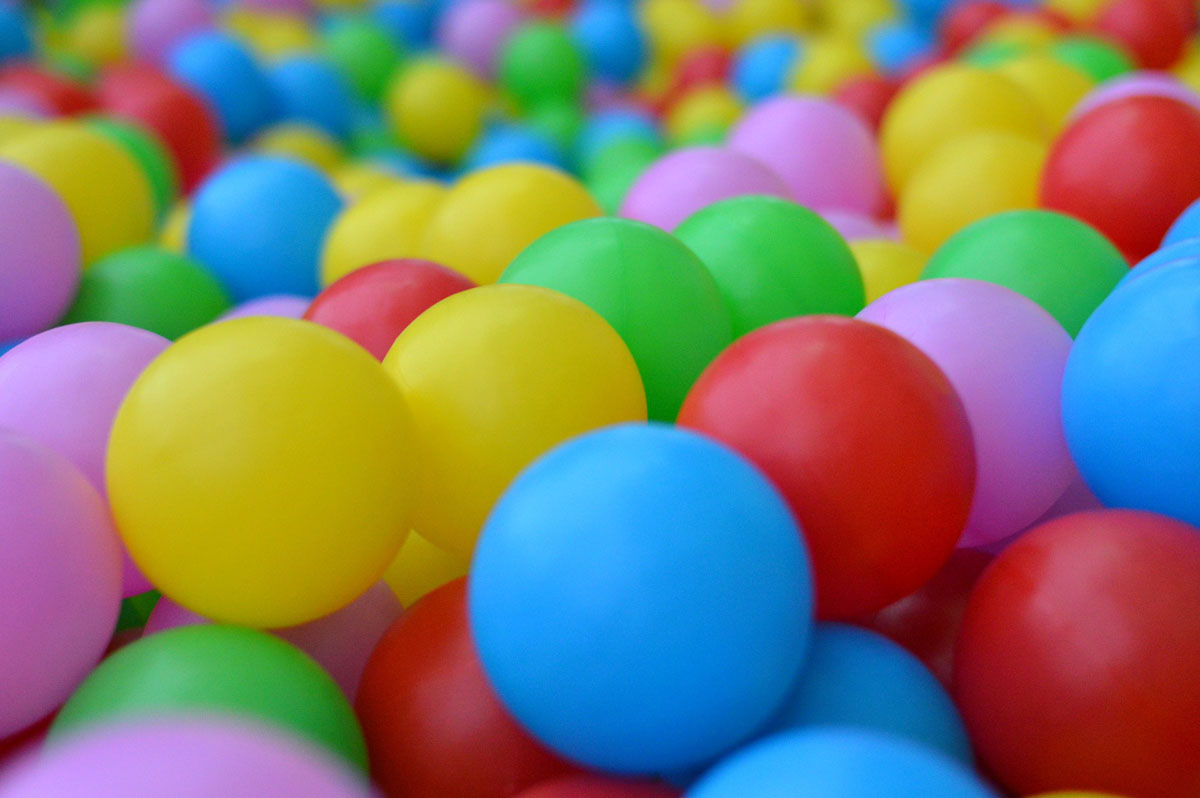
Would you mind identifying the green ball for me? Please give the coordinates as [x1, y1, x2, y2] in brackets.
[673, 124, 727, 147]
[501, 217, 732, 420]
[322, 17, 403, 102]
[675, 196, 866, 337]
[528, 98, 584, 156]
[61, 245, 231, 339]
[921, 210, 1128, 336]
[583, 137, 662, 214]
[87, 117, 178, 222]
[1050, 36, 1135, 83]
[499, 22, 585, 110]
[962, 39, 1029, 68]
[51, 625, 368, 771]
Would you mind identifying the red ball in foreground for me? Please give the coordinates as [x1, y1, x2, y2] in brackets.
[955, 510, 1200, 798]
[303, 260, 476, 361]
[355, 579, 576, 798]
[0, 65, 96, 115]
[1041, 96, 1200, 262]
[516, 775, 681, 798]
[1093, 0, 1191, 69]
[678, 316, 976, 620]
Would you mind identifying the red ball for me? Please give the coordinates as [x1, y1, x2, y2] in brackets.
[303, 260, 476, 361]
[0, 65, 96, 115]
[1041, 96, 1200, 263]
[938, 1, 1008, 54]
[658, 46, 731, 112]
[832, 75, 899, 132]
[1094, 0, 1191, 69]
[516, 776, 681, 798]
[954, 510, 1200, 798]
[95, 65, 223, 192]
[678, 317, 976, 619]
[356, 579, 576, 798]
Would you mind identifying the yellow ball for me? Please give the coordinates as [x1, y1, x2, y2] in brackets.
[385, 57, 488, 164]
[790, 35, 873, 95]
[881, 64, 1046, 193]
[898, 131, 1047, 253]
[641, 0, 723, 67]
[384, 530, 468, 607]
[1, 122, 155, 265]
[995, 53, 1094, 134]
[382, 284, 646, 558]
[666, 86, 743, 144]
[724, 0, 810, 46]
[819, 0, 896, 36]
[332, 161, 406, 201]
[160, 201, 190, 253]
[1174, 40, 1200, 93]
[419, 164, 602, 284]
[1044, 0, 1107, 23]
[978, 17, 1058, 49]
[0, 115, 41, 147]
[253, 123, 345, 172]
[61, 4, 126, 67]
[850, 239, 927, 302]
[107, 317, 418, 628]
[321, 181, 447, 285]
[224, 8, 316, 59]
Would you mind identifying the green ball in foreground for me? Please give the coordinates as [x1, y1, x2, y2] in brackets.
[1050, 36, 1135, 83]
[921, 209, 1128, 336]
[502, 217, 732, 421]
[50, 625, 368, 771]
[61, 246, 231, 339]
[499, 22, 585, 111]
[674, 195, 866, 337]
[87, 117, 178, 222]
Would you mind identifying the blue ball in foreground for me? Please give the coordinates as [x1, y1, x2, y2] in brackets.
[1162, 195, 1200, 248]
[470, 423, 813, 775]
[167, 32, 278, 144]
[732, 36, 801, 103]
[687, 728, 998, 798]
[187, 156, 342, 302]
[269, 56, 354, 141]
[1119, 238, 1200, 287]
[571, 0, 647, 84]
[1063, 262, 1200, 527]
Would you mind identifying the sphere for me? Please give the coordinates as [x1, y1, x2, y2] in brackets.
[1041, 96, 1200, 262]
[832, 73, 899, 131]
[849, 239, 925, 302]
[127, 0, 214, 64]
[188, 156, 342, 302]
[678, 317, 975, 619]
[571, 0, 646, 85]
[584, 137, 661, 214]
[384, 57, 488, 163]
[665, 86, 741, 145]
[306, 259, 475, 360]
[51, 625, 367, 770]
[725, 0, 808, 45]
[675, 196, 864, 337]
[464, 123, 565, 171]
[87, 117, 179, 223]
[382, 284, 645, 558]
[419, 164, 602, 284]
[356, 579, 575, 798]
[1049, 36, 1133, 82]
[1164, 195, 1200, 247]
[437, 0, 525, 79]
[921, 210, 1127, 336]
[0, 64, 96, 116]
[0, 430, 122, 738]
[867, 21, 934, 75]
[471, 424, 812, 773]
[640, 0, 722, 67]
[0, 4, 31, 63]
[252, 123, 344, 172]
[731, 35, 801, 102]
[501, 217, 731, 420]
[500, 21, 586, 110]
[859, 279, 1073, 545]
[1119, 238, 1200, 287]
[788, 35, 872, 94]
[383, 530, 467, 607]
[880, 64, 1044, 193]
[955, 510, 1200, 797]
[167, 31, 278, 143]
[1071, 72, 1200, 119]
[0, 163, 79, 341]
[1094, 0, 1190, 70]
[619, 146, 787, 230]
[219, 294, 311, 319]
[996, 53, 1093, 133]
[728, 96, 885, 216]
[0, 122, 155, 266]
[107, 317, 417, 627]
[320, 181, 445, 285]
[576, 109, 661, 170]
[320, 16, 401, 102]
[268, 56, 354, 141]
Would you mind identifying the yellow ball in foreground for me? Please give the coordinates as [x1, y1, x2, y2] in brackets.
[383, 284, 646, 558]
[419, 164, 603, 284]
[320, 181, 446, 285]
[107, 317, 418, 628]
[850, 239, 927, 303]
[384, 530, 468, 607]
[385, 57, 488, 164]
[996, 53, 1094, 134]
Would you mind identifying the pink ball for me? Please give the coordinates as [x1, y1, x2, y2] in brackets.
[437, 0, 525, 78]
[858, 278, 1074, 546]
[822, 210, 898, 241]
[127, 0, 215, 64]
[0, 430, 122, 738]
[0, 718, 373, 798]
[729, 96, 887, 217]
[0, 164, 80, 342]
[619, 146, 788, 230]
[1071, 71, 1200, 120]
[218, 294, 311, 320]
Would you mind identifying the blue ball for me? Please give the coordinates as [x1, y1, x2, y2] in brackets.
[469, 423, 813, 775]
[896, 0, 957, 26]
[167, 32, 279, 144]
[464, 124, 565, 170]
[1119, 238, 1200, 287]
[868, 22, 934, 75]
[1063, 262, 1200, 527]
[571, 0, 647, 85]
[688, 729, 998, 798]
[575, 109, 660, 167]
[0, 4, 32, 63]
[187, 156, 342, 302]
[766, 624, 971, 763]
[268, 56, 354, 141]
[732, 36, 801, 103]
[1162, 195, 1200, 248]
[373, 0, 434, 48]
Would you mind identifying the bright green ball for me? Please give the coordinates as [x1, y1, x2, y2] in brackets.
[87, 117, 178, 222]
[1050, 36, 1135, 83]
[322, 17, 403, 102]
[499, 22, 585, 110]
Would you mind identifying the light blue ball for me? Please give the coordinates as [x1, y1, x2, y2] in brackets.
[470, 423, 813, 775]
[1162, 196, 1200, 249]
[868, 22, 934, 75]
[576, 109, 660, 168]
[269, 56, 355, 141]
[765, 624, 972, 764]
[732, 36, 801, 103]
[0, 4, 32, 63]
[465, 124, 565, 170]
[1118, 238, 1200, 287]
[571, 0, 647, 85]
[688, 729, 998, 798]
[1063, 262, 1200, 527]
[187, 156, 342, 302]
[373, 0, 434, 48]
[167, 32, 279, 144]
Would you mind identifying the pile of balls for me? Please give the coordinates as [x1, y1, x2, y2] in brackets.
[1, 0, 1199, 795]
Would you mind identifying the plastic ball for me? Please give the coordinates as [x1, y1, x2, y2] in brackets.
[725, 0, 808, 46]
[501, 217, 732, 420]
[437, 0, 526, 79]
[375, 0, 436, 48]
[1049, 35, 1134, 82]
[1094, 0, 1191, 70]
[922, 210, 1128, 336]
[107, 317, 417, 627]
[639, 0, 722, 68]
[471, 423, 812, 773]
[59, 4, 127, 68]
[356, 579, 576, 798]
[224, 7, 318, 60]
[320, 181, 445, 285]
[382, 284, 646, 558]
[385, 56, 488, 163]
[731, 35, 800, 102]
[1071, 72, 1200, 119]
[955, 510, 1200, 797]
[849, 239, 925, 302]
[419, 164, 602, 284]
[465, 123, 565, 170]
[86, 116, 178, 222]
[127, 0, 214, 64]
[675, 196, 864, 337]
[571, 0, 646, 84]
[789, 35, 872, 94]
[167, 31, 278, 143]
[51, 625, 368, 770]
[678, 316, 975, 619]
[728, 96, 886, 216]
[500, 21, 586, 110]
[996, 52, 1094, 133]
[0, 64, 96, 116]
[1164, 195, 1200, 247]
[832, 73, 899, 131]
[0, 162, 79, 341]
[664, 85, 740, 143]
[1118, 238, 1200, 287]
[0, 4, 32, 64]
[188, 156, 342, 302]
[868, 21, 935, 75]
[576, 109, 660, 169]
[516, 777, 680, 798]
[252, 123, 343, 171]
[584, 136, 661, 213]
[0, 429, 122, 738]
[268, 56, 354, 141]
[331, 160, 404, 200]
[320, 16, 402, 102]
[383, 530, 467, 607]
